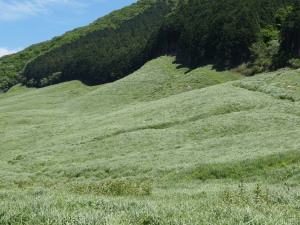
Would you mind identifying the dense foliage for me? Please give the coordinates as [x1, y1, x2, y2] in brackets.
[23, 1, 176, 87]
[280, 0, 300, 62]
[0, 0, 177, 91]
[149, 0, 292, 69]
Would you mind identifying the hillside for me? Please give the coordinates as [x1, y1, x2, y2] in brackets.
[1, 56, 300, 224]
[0, 0, 178, 91]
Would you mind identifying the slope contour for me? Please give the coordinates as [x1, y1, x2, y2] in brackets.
[0, 57, 300, 224]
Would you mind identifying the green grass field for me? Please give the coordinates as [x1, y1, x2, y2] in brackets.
[0, 56, 300, 224]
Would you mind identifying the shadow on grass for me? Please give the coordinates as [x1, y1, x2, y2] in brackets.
[171, 57, 230, 74]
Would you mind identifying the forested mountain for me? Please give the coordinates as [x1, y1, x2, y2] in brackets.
[0, 0, 178, 91]
[23, 0, 177, 87]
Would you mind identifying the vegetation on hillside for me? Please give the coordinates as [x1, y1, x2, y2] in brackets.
[0, 56, 299, 223]
[0, 0, 299, 222]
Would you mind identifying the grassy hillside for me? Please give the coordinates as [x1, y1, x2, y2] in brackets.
[1, 56, 300, 224]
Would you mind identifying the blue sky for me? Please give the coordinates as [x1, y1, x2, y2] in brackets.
[0, 0, 138, 57]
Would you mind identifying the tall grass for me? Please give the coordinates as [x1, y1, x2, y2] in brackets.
[0, 56, 299, 224]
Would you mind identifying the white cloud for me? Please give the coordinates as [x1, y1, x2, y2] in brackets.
[0, 48, 21, 57]
[0, 0, 87, 21]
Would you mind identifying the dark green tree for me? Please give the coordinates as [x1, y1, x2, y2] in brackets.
[280, 0, 300, 58]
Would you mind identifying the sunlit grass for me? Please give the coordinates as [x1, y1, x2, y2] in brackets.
[0, 56, 299, 224]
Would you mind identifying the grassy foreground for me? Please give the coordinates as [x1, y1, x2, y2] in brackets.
[0, 56, 300, 224]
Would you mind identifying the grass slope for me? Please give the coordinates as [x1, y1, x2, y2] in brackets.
[0, 56, 300, 224]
